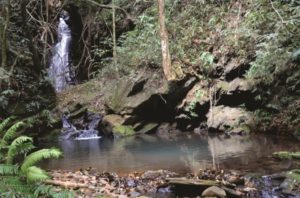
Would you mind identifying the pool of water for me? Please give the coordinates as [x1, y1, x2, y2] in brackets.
[40, 133, 300, 174]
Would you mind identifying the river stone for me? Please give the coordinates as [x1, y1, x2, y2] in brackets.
[101, 114, 125, 136]
[201, 186, 226, 198]
[206, 105, 254, 134]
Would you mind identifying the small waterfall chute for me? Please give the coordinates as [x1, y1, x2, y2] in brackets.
[48, 10, 75, 92]
[60, 114, 102, 140]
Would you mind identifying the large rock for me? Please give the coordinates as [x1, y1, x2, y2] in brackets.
[176, 81, 210, 129]
[201, 186, 226, 198]
[223, 57, 251, 81]
[215, 78, 254, 107]
[206, 106, 254, 134]
[101, 114, 126, 136]
[105, 68, 197, 123]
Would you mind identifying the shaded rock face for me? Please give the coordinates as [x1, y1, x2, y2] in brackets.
[206, 106, 254, 134]
[215, 78, 256, 109]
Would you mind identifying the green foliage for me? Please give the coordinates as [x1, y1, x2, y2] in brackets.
[0, 118, 71, 198]
[21, 148, 62, 173]
[116, 13, 161, 69]
[113, 124, 135, 137]
[245, 0, 300, 85]
[0, 116, 15, 133]
[2, 121, 25, 143]
[184, 89, 204, 118]
[6, 136, 34, 164]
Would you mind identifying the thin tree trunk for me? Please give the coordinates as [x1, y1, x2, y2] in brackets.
[1, 0, 10, 68]
[112, 0, 117, 64]
[157, 0, 175, 81]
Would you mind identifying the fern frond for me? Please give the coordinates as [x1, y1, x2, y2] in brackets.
[0, 164, 19, 175]
[0, 116, 16, 135]
[6, 136, 34, 164]
[34, 184, 75, 198]
[51, 190, 75, 198]
[26, 166, 49, 183]
[3, 121, 26, 142]
[0, 177, 35, 197]
[21, 148, 62, 173]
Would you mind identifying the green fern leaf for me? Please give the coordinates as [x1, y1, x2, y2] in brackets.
[3, 121, 26, 142]
[21, 148, 62, 173]
[6, 136, 34, 164]
[0, 164, 19, 175]
[26, 166, 49, 183]
[0, 116, 16, 134]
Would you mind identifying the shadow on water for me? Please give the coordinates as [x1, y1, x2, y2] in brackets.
[40, 133, 300, 174]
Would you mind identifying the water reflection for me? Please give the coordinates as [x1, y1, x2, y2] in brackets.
[41, 134, 300, 174]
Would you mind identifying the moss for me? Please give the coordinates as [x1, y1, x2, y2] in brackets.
[272, 151, 300, 160]
[273, 151, 292, 160]
[287, 169, 300, 183]
[112, 125, 135, 137]
[291, 152, 300, 159]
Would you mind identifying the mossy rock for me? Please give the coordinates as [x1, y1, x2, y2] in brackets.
[287, 169, 300, 183]
[272, 151, 300, 160]
[273, 151, 292, 159]
[112, 124, 135, 137]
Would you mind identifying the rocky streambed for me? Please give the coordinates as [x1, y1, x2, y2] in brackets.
[46, 166, 300, 198]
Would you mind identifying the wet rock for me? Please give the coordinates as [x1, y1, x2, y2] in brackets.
[168, 177, 219, 187]
[142, 170, 176, 180]
[226, 175, 244, 185]
[273, 151, 300, 160]
[201, 186, 226, 198]
[101, 114, 125, 136]
[221, 186, 244, 198]
[136, 122, 159, 134]
[206, 105, 254, 134]
[112, 124, 135, 137]
[280, 178, 295, 194]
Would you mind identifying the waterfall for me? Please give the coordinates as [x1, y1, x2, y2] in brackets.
[60, 114, 102, 140]
[48, 11, 74, 92]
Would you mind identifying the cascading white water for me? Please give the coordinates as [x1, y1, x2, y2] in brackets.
[48, 12, 74, 92]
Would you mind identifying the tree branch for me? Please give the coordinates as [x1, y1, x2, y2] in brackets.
[85, 0, 130, 18]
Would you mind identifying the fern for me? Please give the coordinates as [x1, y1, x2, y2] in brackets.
[26, 166, 50, 183]
[21, 148, 62, 173]
[34, 185, 75, 198]
[6, 136, 34, 164]
[0, 117, 69, 197]
[0, 164, 19, 175]
[3, 121, 26, 142]
[0, 116, 16, 134]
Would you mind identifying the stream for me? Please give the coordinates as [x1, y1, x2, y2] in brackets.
[40, 133, 300, 175]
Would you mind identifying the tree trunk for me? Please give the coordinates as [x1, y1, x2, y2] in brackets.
[157, 0, 175, 81]
[1, 0, 10, 68]
[112, 0, 117, 64]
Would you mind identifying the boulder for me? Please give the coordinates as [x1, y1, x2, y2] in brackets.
[112, 124, 135, 137]
[223, 57, 250, 81]
[101, 114, 125, 136]
[215, 78, 254, 107]
[176, 81, 210, 129]
[216, 78, 252, 95]
[206, 106, 254, 134]
[201, 186, 226, 198]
